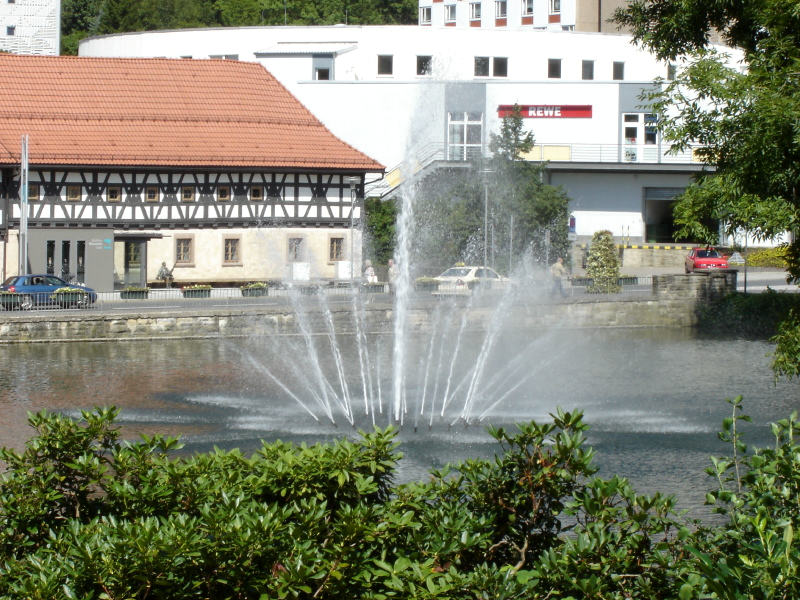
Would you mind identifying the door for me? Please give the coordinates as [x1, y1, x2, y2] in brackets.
[123, 241, 146, 288]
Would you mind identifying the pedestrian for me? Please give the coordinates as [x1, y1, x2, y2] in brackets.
[387, 258, 398, 293]
[550, 257, 567, 298]
[363, 260, 377, 284]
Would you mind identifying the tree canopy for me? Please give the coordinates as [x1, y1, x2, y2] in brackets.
[60, 0, 418, 54]
[404, 107, 572, 274]
[614, 0, 800, 277]
[614, 0, 800, 376]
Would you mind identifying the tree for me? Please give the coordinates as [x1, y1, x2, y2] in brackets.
[363, 196, 397, 265]
[614, 0, 800, 275]
[614, 0, 800, 377]
[488, 105, 572, 271]
[84, 0, 419, 52]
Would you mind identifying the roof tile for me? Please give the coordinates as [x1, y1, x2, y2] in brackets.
[0, 54, 384, 172]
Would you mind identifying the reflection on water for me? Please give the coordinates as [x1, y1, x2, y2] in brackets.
[1, 328, 797, 520]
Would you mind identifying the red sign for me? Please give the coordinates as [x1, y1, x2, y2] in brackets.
[498, 105, 593, 118]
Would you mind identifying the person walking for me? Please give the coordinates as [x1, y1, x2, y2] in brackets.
[550, 257, 567, 298]
[387, 258, 398, 294]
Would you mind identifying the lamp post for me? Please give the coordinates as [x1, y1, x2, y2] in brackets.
[478, 166, 494, 281]
[19, 134, 29, 276]
[349, 177, 359, 285]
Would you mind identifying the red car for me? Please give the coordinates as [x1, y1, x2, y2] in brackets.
[685, 248, 729, 273]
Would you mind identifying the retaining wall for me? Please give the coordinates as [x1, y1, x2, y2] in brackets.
[0, 273, 736, 343]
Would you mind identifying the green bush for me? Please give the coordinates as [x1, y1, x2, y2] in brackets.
[697, 289, 800, 338]
[6, 404, 800, 598]
[585, 230, 622, 293]
[747, 246, 789, 268]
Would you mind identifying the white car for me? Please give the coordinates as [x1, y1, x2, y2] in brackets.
[433, 266, 509, 296]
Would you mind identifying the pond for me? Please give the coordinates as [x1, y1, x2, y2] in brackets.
[1, 328, 796, 521]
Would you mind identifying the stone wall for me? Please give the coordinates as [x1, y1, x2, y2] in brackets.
[0, 273, 737, 343]
[620, 247, 691, 268]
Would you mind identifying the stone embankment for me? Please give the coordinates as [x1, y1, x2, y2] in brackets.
[0, 273, 736, 343]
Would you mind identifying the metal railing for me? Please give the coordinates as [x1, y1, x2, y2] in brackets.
[0, 277, 656, 315]
[375, 141, 702, 195]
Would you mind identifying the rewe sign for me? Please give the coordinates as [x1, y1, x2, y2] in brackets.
[498, 105, 593, 118]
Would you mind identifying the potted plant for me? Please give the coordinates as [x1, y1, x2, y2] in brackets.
[362, 281, 386, 293]
[181, 284, 212, 298]
[0, 291, 21, 310]
[120, 286, 150, 300]
[414, 277, 439, 292]
[51, 287, 90, 308]
[240, 282, 269, 297]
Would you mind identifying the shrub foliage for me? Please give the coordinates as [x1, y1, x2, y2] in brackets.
[3, 404, 800, 598]
[585, 230, 622, 293]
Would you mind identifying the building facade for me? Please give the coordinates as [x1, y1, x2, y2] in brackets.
[0, 55, 384, 291]
[0, 0, 60, 55]
[418, 0, 630, 33]
[80, 26, 743, 245]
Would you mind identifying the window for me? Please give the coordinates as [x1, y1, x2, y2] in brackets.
[474, 56, 490, 76]
[250, 186, 263, 201]
[582, 60, 594, 80]
[377, 55, 393, 75]
[667, 63, 677, 80]
[522, 0, 533, 15]
[419, 6, 431, 24]
[549, 0, 560, 12]
[444, 4, 456, 21]
[67, 186, 81, 201]
[495, 0, 507, 17]
[288, 237, 304, 261]
[417, 55, 432, 76]
[6, 26, 15, 36]
[107, 187, 121, 202]
[645, 113, 658, 144]
[613, 61, 625, 80]
[470, 2, 482, 19]
[223, 238, 240, 264]
[548, 58, 562, 79]
[312, 55, 333, 81]
[146, 187, 159, 202]
[329, 237, 344, 261]
[27, 184, 39, 201]
[217, 186, 230, 201]
[181, 187, 195, 202]
[176, 238, 193, 264]
[448, 111, 483, 161]
[493, 57, 508, 77]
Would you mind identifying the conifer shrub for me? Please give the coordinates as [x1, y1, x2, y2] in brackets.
[585, 230, 622, 293]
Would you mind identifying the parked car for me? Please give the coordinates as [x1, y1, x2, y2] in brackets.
[685, 248, 730, 273]
[0, 275, 96, 309]
[433, 266, 509, 296]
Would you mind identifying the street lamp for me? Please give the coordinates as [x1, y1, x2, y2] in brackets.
[349, 177, 359, 285]
[478, 166, 494, 281]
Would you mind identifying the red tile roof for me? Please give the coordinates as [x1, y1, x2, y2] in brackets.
[0, 54, 384, 172]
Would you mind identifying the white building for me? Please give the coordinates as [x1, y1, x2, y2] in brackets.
[80, 25, 743, 244]
[418, 0, 630, 33]
[0, 0, 60, 55]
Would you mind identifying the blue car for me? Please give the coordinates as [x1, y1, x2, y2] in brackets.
[0, 275, 96, 310]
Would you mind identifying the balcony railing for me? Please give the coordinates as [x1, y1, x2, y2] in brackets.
[375, 142, 704, 195]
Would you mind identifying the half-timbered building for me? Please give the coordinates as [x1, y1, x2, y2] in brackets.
[0, 54, 384, 292]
